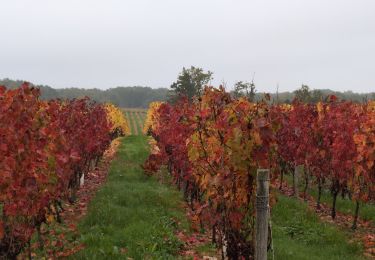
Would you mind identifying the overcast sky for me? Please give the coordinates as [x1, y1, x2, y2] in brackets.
[0, 0, 374, 92]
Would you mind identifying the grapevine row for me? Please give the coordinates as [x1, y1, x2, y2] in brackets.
[0, 84, 129, 258]
[143, 86, 375, 259]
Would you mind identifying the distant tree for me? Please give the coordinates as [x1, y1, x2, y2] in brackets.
[169, 66, 213, 102]
[294, 84, 312, 103]
[233, 81, 256, 102]
[310, 89, 324, 103]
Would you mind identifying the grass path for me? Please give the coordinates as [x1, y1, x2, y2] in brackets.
[272, 194, 365, 260]
[71, 136, 189, 259]
[122, 109, 147, 135]
[279, 175, 375, 258]
[130, 113, 139, 135]
[135, 111, 144, 134]
[69, 135, 368, 259]
[282, 174, 375, 225]
[124, 111, 136, 135]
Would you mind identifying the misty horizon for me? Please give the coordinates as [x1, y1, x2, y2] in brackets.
[1, 0, 374, 93]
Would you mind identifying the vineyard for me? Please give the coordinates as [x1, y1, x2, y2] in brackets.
[122, 108, 147, 135]
[143, 86, 375, 259]
[1, 83, 374, 259]
[2, 0, 373, 258]
[0, 84, 131, 258]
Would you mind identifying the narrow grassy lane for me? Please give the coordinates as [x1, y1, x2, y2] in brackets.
[124, 111, 136, 135]
[272, 194, 365, 260]
[283, 174, 375, 225]
[71, 136, 188, 259]
[70, 135, 367, 260]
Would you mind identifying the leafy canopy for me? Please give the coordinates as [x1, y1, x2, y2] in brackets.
[169, 66, 213, 102]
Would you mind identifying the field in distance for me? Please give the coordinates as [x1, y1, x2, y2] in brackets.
[122, 108, 147, 135]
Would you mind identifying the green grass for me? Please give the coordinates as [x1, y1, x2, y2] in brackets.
[68, 137, 368, 259]
[122, 109, 147, 135]
[284, 173, 375, 225]
[124, 111, 136, 135]
[139, 111, 146, 123]
[272, 194, 365, 260]
[71, 136, 189, 259]
[134, 112, 143, 135]
[308, 188, 375, 225]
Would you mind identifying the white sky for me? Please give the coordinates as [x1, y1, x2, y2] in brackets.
[0, 0, 374, 92]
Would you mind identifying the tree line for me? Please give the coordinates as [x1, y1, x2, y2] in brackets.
[0, 78, 168, 108]
[1, 71, 373, 108]
[167, 66, 374, 103]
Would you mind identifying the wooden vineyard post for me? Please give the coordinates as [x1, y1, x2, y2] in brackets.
[80, 173, 85, 187]
[256, 169, 270, 260]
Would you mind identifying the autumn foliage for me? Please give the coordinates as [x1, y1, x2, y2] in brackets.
[144, 86, 375, 258]
[143, 87, 277, 258]
[272, 99, 374, 224]
[0, 84, 115, 258]
[104, 103, 130, 138]
[142, 101, 163, 135]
